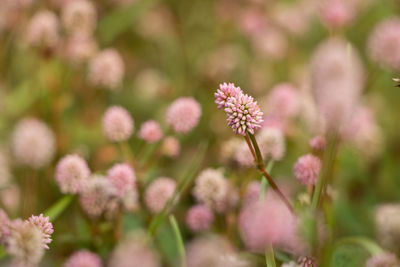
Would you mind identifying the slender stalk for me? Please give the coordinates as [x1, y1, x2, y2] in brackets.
[265, 245, 277, 267]
[247, 133, 294, 213]
[169, 215, 187, 267]
[244, 135, 256, 160]
[311, 135, 338, 210]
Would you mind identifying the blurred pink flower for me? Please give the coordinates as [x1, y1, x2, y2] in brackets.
[368, 18, 400, 71]
[319, 0, 354, 29]
[266, 83, 300, 119]
[65, 250, 103, 267]
[144, 177, 176, 213]
[161, 136, 180, 158]
[11, 118, 56, 169]
[107, 163, 136, 197]
[310, 37, 364, 131]
[309, 136, 326, 151]
[64, 34, 98, 63]
[89, 49, 125, 89]
[138, 120, 163, 143]
[186, 204, 214, 232]
[26, 10, 60, 49]
[239, 195, 298, 251]
[366, 253, 399, 267]
[27, 214, 53, 250]
[55, 154, 91, 194]
[102, 106, 134, 142]
[61, 0, 97, 35]
[109, 233, 160, 267]
[193, 169, 229, 211]
[165, 97, 202, 134]
[79, 175, 117, 218]
[294, 154, 321, 186]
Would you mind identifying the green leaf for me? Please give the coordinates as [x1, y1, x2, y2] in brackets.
[169, 215, 186, 267]
[44, 195, 74, 221]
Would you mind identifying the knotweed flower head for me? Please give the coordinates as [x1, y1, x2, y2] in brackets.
[186, 235, 243, 267]
[368, 18, 400, 71]
[298, 256, 318, 267]
[107, 163, 135, 197]
[102, 106, 134, 142]
[55, 154, 91, 194]
[309, 135, 326, 151]
[214, 82, 243, 109]
[186, 204, 214, 232]
[61, 0, 96, 35]
[239, 196, 298, 251]
[0, 184, 20, 214]
[27, 214, 53, 250]
[0, 209, 11, 242]
[310, 37, 364, 131]
[6, 220, 45, 265]
[294, 154, 321, 186]
[223, 90, 263, 136]
[79, 175, 117, 218]
[108, 233, 160, 267]
[319, 0, 354, 29]
[64, 250, 103, 267]
[89, 49, 125, 89]
[64, 34, 98, 63]
[161, 136, 180, 158]
[11, 118, 56, 169]
[257, 127, 286, 161]
[138, 120, 163, 143]
[144, 177, 176, 213]
[165, 97, 202, 134]
[366, 253, 399, 267]
[375, 204, 400, 251]
[266, 83, 300, 119]
[26, 10, 60, 49]
[193, 168, 229, 211]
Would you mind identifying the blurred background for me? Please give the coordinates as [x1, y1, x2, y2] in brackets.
[1, 0, 400, 266]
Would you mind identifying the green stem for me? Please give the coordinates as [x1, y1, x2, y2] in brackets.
[169, 215, 187, 267]
[44, 195, 74, 221]
[335, 236, 384, 255]
[311, 135, 338, 210]
[247, 133, 294, 213]
[265, 245, 277, 267]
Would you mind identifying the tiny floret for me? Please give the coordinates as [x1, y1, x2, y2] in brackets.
[214, 82, 243, 109]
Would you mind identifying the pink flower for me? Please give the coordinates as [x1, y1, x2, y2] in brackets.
[61, 0, 97, 35]
[186, 204, 214, 232]
[266, 83, 300, 119]
[319, 0, 354, 29]
[11, 118, 56, 169]
[138, 120, 163, 143]
[294, 154, 321, 186]
[239, 195, 298, 251]
[224, 92, 263, 136]
[26, 10, 60, 49]
[64, 34, 98, 63]
[27, 214, 53, 250]
[65, 250, 103, 267]
[214, 83, 243, 109]
[165, 97, 202, 134]
[144, 177, 176, 213]
[89, 49, 125, 89]
[55, 154, 91, 194]
[368, 18, 400, 71]
[298, 256, 318, 267]
[310, 37, 364, 130]
[309, 136, 326, 151]
[79, 175, 117, 218]
[366, 253, 399, 267]
[161, 136, 180, 158]
[102, 106, 134, 142]
[107, 163, 135, 197]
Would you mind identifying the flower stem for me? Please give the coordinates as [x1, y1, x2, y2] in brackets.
[265, 244, 277, 267]
[246, 133, 294, 213]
